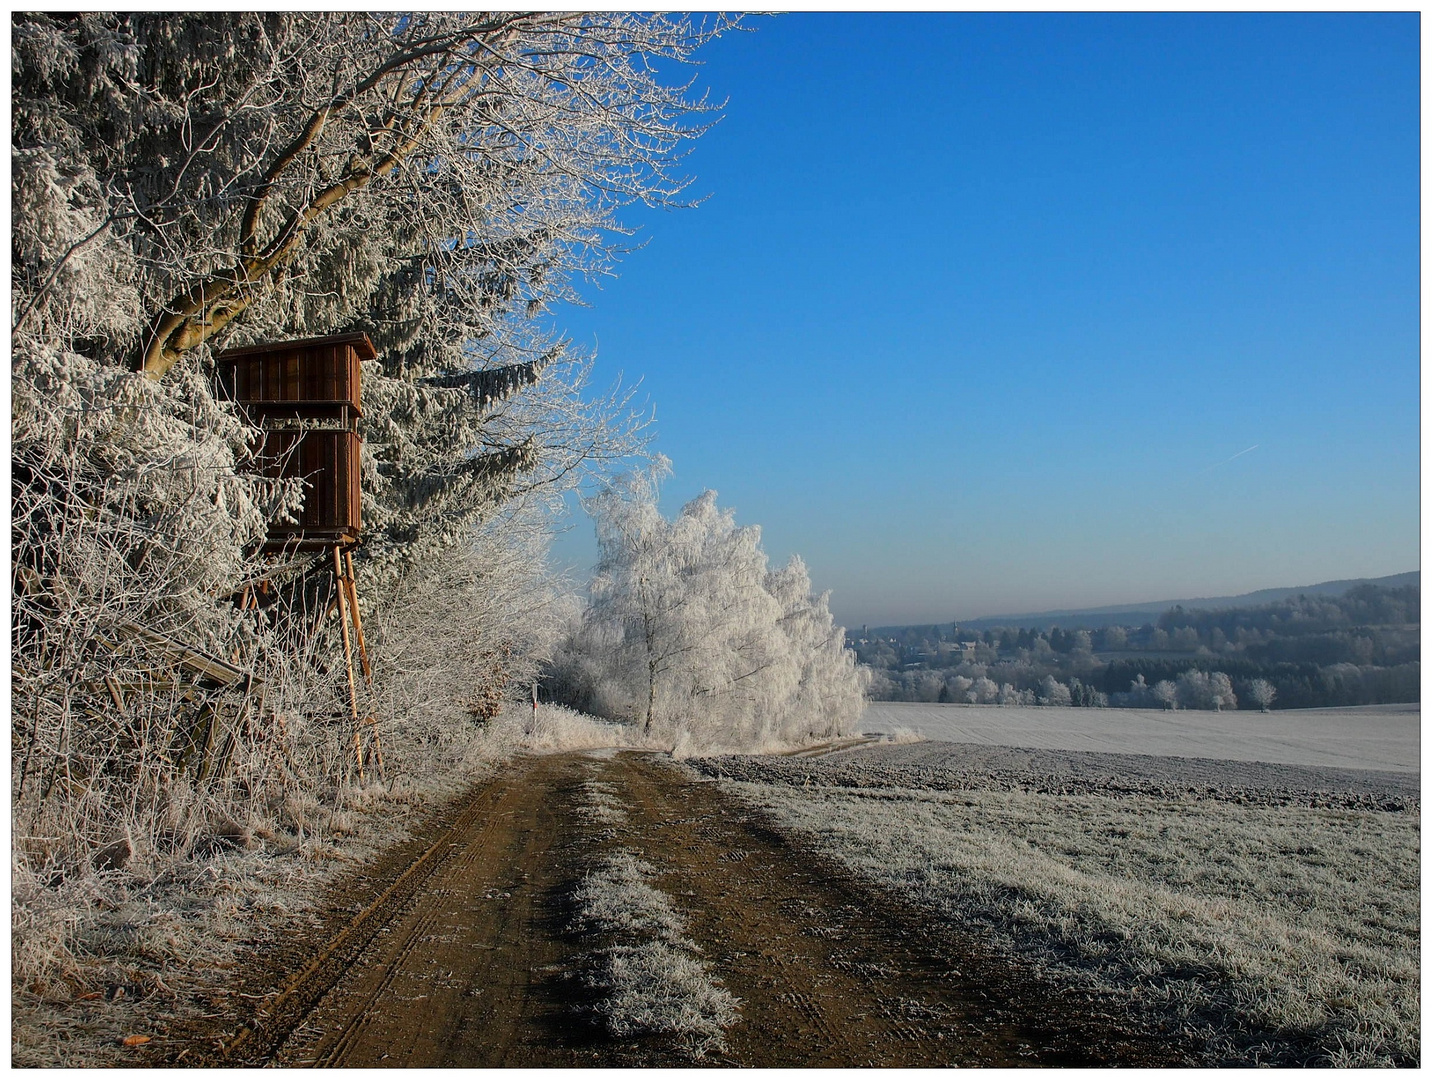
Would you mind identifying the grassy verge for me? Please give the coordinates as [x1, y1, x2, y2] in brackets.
[9, 705, 639, 1066]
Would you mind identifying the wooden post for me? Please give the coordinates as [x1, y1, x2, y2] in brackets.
[332, 546, 364, 786]
[343, 549, 372, 683]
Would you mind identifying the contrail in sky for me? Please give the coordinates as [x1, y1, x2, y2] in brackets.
[1203, 444, 1260, 473]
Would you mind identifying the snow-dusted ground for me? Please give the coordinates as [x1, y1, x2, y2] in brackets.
[705, 744, 1419, 1066]
[860, 701, 1420, 773]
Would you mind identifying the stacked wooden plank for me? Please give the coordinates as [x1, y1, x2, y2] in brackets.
[89, 622, 261, 783]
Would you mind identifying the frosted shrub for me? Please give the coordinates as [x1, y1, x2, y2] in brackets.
[522, 704, 651, 753]
[11, 344, 299, 879]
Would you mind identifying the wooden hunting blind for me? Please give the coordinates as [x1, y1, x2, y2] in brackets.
[215, 332, 374, 552]
[215, 332, 384, 784]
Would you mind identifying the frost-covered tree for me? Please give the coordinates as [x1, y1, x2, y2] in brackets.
[1113, 673, 1156, 708]
[1067, 677, 1108, 708]
[1037, 675, 1073, 707]
[1210, 671, 1238, 711]
[12, 13, 730, 873]
[997, 682, 1026, 705]
[971, 676, 1000, 704]
[13, 11, 730, 584]
[1246, 678, 1277, 712]
[1176, 670, 1238, 711]
[911, 672, 940, 702]
[1152, 679, 1179, 710]
[548, 461, 865, 750]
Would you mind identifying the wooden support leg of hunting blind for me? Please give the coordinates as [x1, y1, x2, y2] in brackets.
[338, 549, 383, 782]
[343, 549, 372, 683]
[332, 547, 366, 786]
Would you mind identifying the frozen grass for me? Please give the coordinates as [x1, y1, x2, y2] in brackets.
[596, 941, 741, 1053]
[10, 774, 460, 1066]
[570, 846, 739, 1056]
[10, 703, 553, 1067]
[577, 779, 630, 826]
[572, 852, 687, 944]
[516, 703, 654, 753]
[719, 755, 1419, 1066]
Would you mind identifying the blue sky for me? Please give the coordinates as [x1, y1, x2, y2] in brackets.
[548, 12, 1419, 627]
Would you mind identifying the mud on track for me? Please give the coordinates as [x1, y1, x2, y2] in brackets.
[161, 750, 1186, 1067]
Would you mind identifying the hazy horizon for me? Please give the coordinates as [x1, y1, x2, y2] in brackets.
[862, 568, 1420, 629]
[547, 13, 1418, 627]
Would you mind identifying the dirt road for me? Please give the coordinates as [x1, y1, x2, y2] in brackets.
[167, 750, 1183, 1067]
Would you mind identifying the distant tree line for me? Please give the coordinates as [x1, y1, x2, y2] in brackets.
[853, 584, 1419, 710]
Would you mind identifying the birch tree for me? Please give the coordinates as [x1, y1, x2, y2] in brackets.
[551, 463, 866, 750]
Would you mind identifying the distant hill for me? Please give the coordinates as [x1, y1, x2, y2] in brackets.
[874, 571, 1419, 635]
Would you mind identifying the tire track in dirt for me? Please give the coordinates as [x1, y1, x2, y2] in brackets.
[611, 752, 1175, 1066]
[162, 775, 507, 1066]
[273, 753, 603, 1066]
[164, 749, 1186, 1066]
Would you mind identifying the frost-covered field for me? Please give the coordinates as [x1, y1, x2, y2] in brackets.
[861, 701, 1420, 772]
[696, 741, 1420, 1066]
